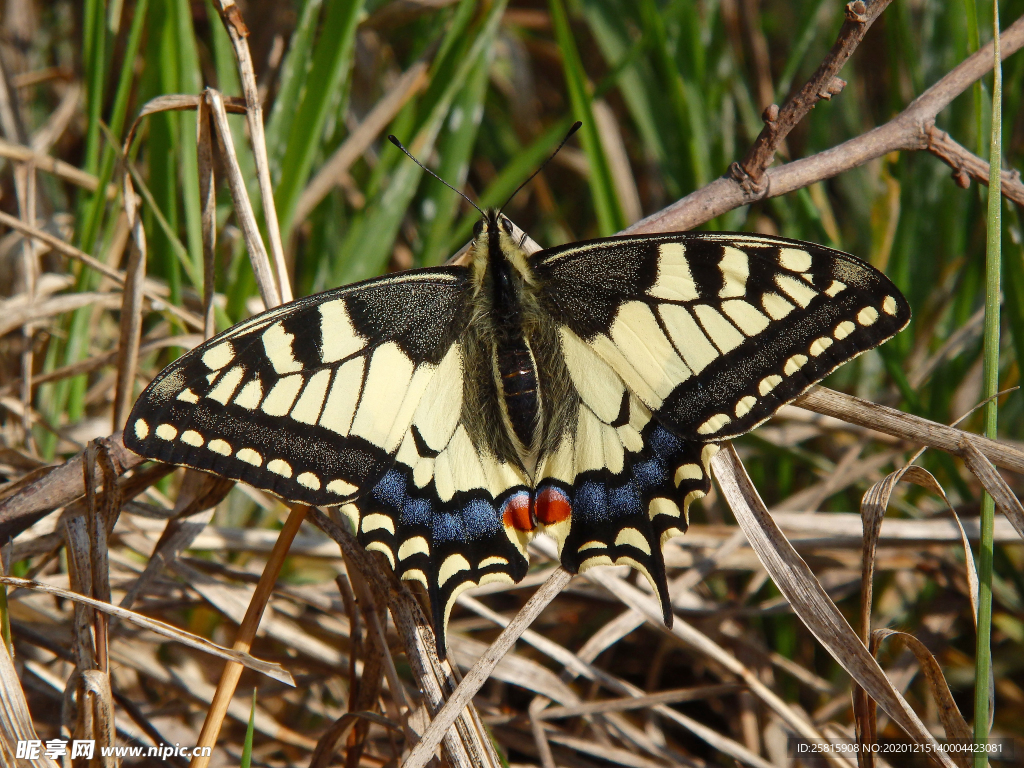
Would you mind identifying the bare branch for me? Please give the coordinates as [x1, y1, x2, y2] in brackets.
[628, 13, 1024, 235]
[735, 0, 891, 189]
[796, 386, 1024, 474]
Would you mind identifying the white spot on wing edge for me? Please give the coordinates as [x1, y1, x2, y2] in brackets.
[648, 497, 681, 519]
[857, 306, 879, 326]
[180, 430, 203, 447]
[134, 419, 149, 439]
[361, 513, 395, 535]
[156, 423, 177, 441]
[784, 354, 809, 376]
[834, 320, 856, 340]
[734, 395, 757, 418]
[297, 471, 321, 491]
[673, 464, 702, 484]
[237, 448, 262, 466]
[758, 375, 783, 396]
[398, 536, 430, 560]
[809, 336, 834, 356]
[267, 458, 292, 478]
[327, 478, 358, 496]
[208, 439, 231, 456]
[882, 295, 898, 315]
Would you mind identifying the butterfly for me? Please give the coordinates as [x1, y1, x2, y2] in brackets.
[126, 145, 910, 654]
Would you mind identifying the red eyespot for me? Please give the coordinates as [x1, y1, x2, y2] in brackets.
[535, 487, 572, 525]
[501, 492, 534, 531]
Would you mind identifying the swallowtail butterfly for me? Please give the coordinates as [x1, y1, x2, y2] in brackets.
[126, 175, 910, 653]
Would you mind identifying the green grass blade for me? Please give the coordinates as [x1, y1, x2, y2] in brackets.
[173, 0, 204, 287]
[449, 118, 575, 247]
[418, 48, 491, 267]
[264, 0, 324, 174]
[974, 0, 1002, 758]
[549, 0, 626, 235]
[275, 0, 366, 241]
[335, 0, 509, 285]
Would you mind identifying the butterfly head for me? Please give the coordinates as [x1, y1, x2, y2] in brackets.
[469, 209, 533, 290]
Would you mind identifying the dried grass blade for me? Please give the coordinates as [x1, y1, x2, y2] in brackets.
[531, 534, 835, 758]
[796, 386, 1024, 475]
[0, 432, 141, 539]
[119, 471, 233, 610]
[712, 444, 956, 767]
[959, 436, 1024, 541]
[0, 291, 123, 338]
[0, 641, 58, 767]
[0, 136, 114, 194]
[871, 629, 972, 768]
[856, 463, 975, 762]
[111, 171, 148, 431]
[210, 0, 291, 303]
[401, 567, 573, 768]
[189, 505, 307, 766]
[293, 58, 430, 228]
[308, 507, 503, 768]
[197, 95, 217, 339]
[0, 576, 292, 684]
[78, 669, 117, 767]
[537, 685, 743, 720]
[204, 88, 281, 309]
[0, 209, 204, 329]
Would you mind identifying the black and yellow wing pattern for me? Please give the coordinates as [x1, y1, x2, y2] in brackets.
[126, 224, 909, 653]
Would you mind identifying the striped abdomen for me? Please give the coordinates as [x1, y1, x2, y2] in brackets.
[496, 338, 539, 450]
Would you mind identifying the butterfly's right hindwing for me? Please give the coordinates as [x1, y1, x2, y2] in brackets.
[125, 269, 473, 506]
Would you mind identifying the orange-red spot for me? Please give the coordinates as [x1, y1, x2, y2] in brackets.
[502, 494, 534, 531]
[535, 487, 571, 525]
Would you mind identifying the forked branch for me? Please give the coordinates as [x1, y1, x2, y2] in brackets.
[628, 13, 1024, 235]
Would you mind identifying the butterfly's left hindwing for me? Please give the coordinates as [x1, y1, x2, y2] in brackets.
[125, 269, 473, 506]
[533, 232, 910, 442]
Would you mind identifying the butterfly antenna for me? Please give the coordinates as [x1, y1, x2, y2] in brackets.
[499, 121, 582, 213]
[388, 135, 484, 217]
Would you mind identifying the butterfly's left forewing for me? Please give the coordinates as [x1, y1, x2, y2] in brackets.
[126, 269, 474, 506]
